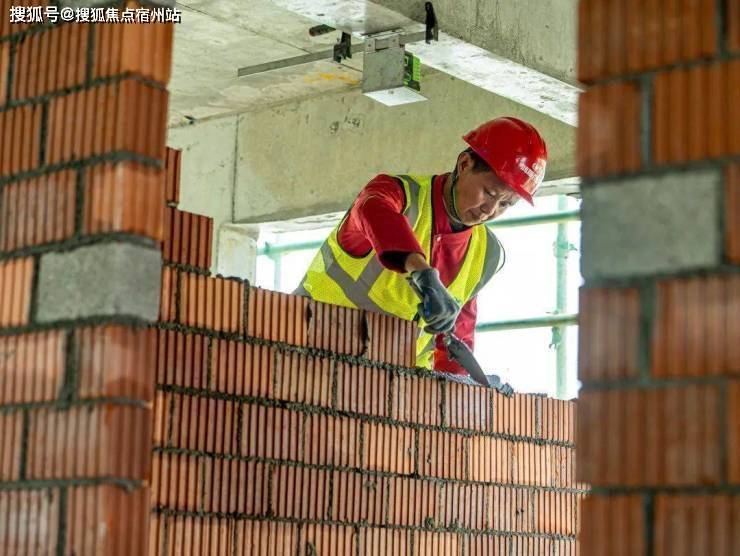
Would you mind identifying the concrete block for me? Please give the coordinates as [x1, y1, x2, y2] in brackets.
[581, 168, 722, 280]
[36, 243, 161, 322]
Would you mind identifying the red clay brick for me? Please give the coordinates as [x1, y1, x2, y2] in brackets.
[232, 521, 298, 555]
[492, 392, 540, 437]
[728, 164, 740, 263]
[336, 361, 389, 416]
[26, 403, 151, 479]
[464, 533, 508, 555]
[159, 266, 178, 322]
[211, 339, 273, 398]
[580, 0, 718, 79]
[540, 398, 575, 443]
[0, 410, 22, 480]
[75, 325, 155, 401]
[301, 523, 355, 555]
[302, 413, 359, 468]
[418, 429, 468, 480]
[303, 297, 364, 353]
[578, 286, 640, 382]
[576, 81, 641, 178]
[94, 21, 173, 84]
[0, 42, 9, 106]
[391, 372, 439, 426]
[331, 470, 384, 524]
[271, 465, 329, 520]
[180, 272, 244, 333]
[0, 488, 60, 554]
[363, 422, 414, 474]
[168, 394, 238, 455]
[579, 495, 645, 555]
[271, 350, 332, 406]
[687, 65, 708, 161]
[0, 331, 65, 403]
[0, 257, 33, 327]
[12, 24, 89, 100]
[469, 436, 513, 483]
[414, 530, 459, 555]
[162, 207, 213, 269]
[156, 328, 210, 388]
[364, 309, 416, 366]
[0, 170, 76, 251]
[652, 274, 740, 377]
[239, 404, 300, 461]
[729, 0, 740, 53]
[65, 484, 149, 555]
[382, 475, 437, 527]
[150, 452, 202, 512]
[0, 104, 42, 178]
[84, 162, 164, 241]
[578, 385, 721, 487]
[164, 147, 181, 204]
[654, 494, 737, 555]
[46, 79, 168, 165]
[589, 0, 607, 81]
[729, 381, 740, 484]
[654, 61, 737, 165]
[359, 527, 410, 554]
[445, 380, 489, 431]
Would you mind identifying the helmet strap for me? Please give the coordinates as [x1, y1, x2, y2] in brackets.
[445, 167, 468, 230]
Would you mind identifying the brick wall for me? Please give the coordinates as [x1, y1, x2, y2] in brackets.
[0, 3, 173, 554]
[149, 150, 586, 555]
[577, 1, 739, 553]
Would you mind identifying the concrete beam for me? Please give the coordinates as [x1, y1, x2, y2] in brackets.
[232, 70, 576, 223]
[371, 0, 577, 85]
[269, 0, 580, 125]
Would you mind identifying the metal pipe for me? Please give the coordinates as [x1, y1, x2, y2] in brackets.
[475, 313, 578, 333]
[258, 209, 581, 256]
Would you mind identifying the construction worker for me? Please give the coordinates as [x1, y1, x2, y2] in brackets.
[295, 117, 547, 380]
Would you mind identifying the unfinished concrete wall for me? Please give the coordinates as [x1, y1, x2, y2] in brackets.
[148, 155, 585, 554]
[576, 1, 740, 553]
[0, 3, 173, 554]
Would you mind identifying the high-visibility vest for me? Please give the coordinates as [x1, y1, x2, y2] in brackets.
[296, 175, 503, 369]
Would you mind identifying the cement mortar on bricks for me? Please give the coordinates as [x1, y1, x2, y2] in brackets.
[581, 168, 722, 280]
[36, 242, 162, 322]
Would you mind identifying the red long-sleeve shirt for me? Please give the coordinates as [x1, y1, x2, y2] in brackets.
[337, 173, 481, 375]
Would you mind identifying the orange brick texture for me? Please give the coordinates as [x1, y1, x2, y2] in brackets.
[147, 156, 586, 554]
[0, 6, 173, 555]
[578, 1, 740, 554]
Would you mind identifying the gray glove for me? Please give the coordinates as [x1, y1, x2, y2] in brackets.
[486, 373, 514, 397]
[409, 268, 461, 334]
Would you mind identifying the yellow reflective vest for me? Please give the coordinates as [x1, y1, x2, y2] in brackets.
[296, 175, 503, 369]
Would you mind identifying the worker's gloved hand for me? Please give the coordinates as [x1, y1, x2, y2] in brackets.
[409, 268, 461, 334]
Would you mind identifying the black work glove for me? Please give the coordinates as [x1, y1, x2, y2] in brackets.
[409, 268, 461, 334]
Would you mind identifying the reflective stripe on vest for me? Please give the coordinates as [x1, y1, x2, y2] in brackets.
[298, 175, 501, 369]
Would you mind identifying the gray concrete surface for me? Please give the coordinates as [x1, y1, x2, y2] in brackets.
[581, 169, 722, 280]
[36, 243, 162, 322]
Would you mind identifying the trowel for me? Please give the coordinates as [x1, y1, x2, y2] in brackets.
[408, 278, 513, 395]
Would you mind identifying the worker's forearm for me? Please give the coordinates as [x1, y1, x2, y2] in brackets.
[404, 252, 432, 273]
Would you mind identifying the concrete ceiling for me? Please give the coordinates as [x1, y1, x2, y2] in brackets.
[169, 0, 367, 126]
[170, 0, 579, 127]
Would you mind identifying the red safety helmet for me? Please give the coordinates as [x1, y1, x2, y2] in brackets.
[463, 117, 548, 205]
